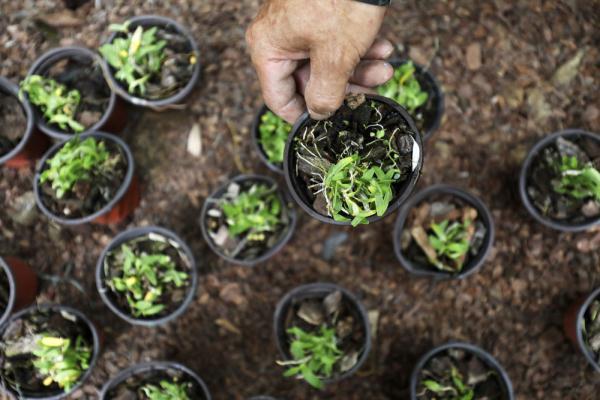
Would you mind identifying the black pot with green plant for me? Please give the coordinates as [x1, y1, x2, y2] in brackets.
[200, 174, 297, 266]
[96, 226, 198, 327]
[564, 287, 600, 372]
[100, 361, 211, 400]
[410, 342, 514, 400]
[519, 129, 599, 232]
[274, 283, 371, 390]
[0, 304, 100, 400]
[284, 93, 422, 227]
[100, 15, 201, 108]
[252, 104, 292, 174]
[378, 59, 444, 141]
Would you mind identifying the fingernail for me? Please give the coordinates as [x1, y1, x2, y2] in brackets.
[308, 108, 333, 120]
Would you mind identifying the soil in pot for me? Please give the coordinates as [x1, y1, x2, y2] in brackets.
[38, 135, 127, 219]
[416, 348, 506, 399]
[400, 194, 487, 275]
[277, 290, 366, 389]
[0, 308, 95, 397]
[204, 179, 293, 262]
[258, 109, 292, 167]
[582, 297, 600, 364]
[0, 266, 10, 317]
[100, 21, 196, 100]
[102, 231, 193, 320]
[526, 135, 600, 223]
[291, 93, 419, 226]
[0, 89, 27, 157]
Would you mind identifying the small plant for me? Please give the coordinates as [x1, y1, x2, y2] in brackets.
[141, 379, 191, 400]
[99, 22, 167, 95]
[421, 366, 475, 400]
[108, 243, 189, 317]
[32, 333, 91, 392]
[377, 61, 428, 113]
[583, 299, 600, 360]
[39, 136, 116, 199]
[427, 219, 471, 272]
[19, 75, 84, 132]
[280, 325, 342, 389]
[258, 110, 291, 164]
[553, 155, 600, 201]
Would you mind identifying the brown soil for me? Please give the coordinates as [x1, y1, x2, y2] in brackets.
[0, 89, 27, 156]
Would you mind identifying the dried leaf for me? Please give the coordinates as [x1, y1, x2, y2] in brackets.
[187, 123, 202, 157]
[215, 318, 241, 335]
[552, 49, 585, 87]
[297, 302, 325, 326]
[323, 290, 342, 316]
[339, 350, 359, 373]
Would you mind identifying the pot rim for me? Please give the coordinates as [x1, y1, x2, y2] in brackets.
[0, 77, 35, 165]
[0, 257, 17, 327]
[575, 286, 600, 372]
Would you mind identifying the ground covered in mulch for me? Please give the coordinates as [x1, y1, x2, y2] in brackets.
[1, 0, 599, 399]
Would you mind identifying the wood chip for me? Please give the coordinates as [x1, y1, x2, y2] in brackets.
[466, 42, 482, 70]
[187, 123, 202, 157]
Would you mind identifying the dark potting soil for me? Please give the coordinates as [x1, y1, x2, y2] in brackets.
[0, 308, 94, 396]
[39, 140, 127, 219]
[103, 233, 193, 320]
[583, 298, 600, 363]
[416, 348, 506, 400]
[527, 136, 600, 223]
[0, 89, 27, 156]
[282, 290, 366, 380]
[105, 366, 207, 400]
[0, 266, 9, 315]
[293, 94, 417, 218]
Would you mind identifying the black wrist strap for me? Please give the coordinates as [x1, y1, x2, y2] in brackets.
[354, 0, 391, 5]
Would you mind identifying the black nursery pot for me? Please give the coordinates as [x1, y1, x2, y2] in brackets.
[410, 342, 514, 400]
[0, 304, 100, 400]
[102, 15, 201, 108]
[388, 59, 444, 142]
[393, 184, 495, 280]
[99, 361, 211, 400]
[564, 287, 600, 372]
[200, 174, 297, 266]
[273, 283, 372, 385]
[283, 94, 423, 226]
[252, 104, 285, 174]
[519, 129, 600, 232]
[96, 226, 198, 327]
[27, 46, 124, 141]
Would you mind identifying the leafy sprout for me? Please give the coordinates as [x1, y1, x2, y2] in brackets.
[19, 75, 84, 133]
[280, 325, 342, 389]
[421, 367, 475, 400]
[99, 22, 167, 95]
[258, 110, 291, 164]
[107, 242, 189, 317]
[553, 155, 600, 201]
[377, 61, 428, 113]
[427, 219, 471, 272]
[141, 379, 191, 400]
[32, 334, 91, 392]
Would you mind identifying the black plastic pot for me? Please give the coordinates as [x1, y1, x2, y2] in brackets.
[96, 226, 198, 327]
[564, 287, 600, 372]
[410, 342, 514, 400]
[0, 77, 50, 168]
[33, 131, 138, 225]
[27, 46, 126, 141]
[519, 129, 600, 232]
[283, 94, 423, 226]
[393, 184, 495, 280]
[0, 304, 100, 400]
[99, 361, 211, 400]
[0, 257, 38, 327]
[273, 283, 371, 386]
[252, 104, 285, 174]
[388, 59, 444, 142]
[200, 174, 297, 266]
[101, 15, 202, 109]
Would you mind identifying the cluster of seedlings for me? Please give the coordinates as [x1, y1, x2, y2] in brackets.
[257, 109, 292, 166]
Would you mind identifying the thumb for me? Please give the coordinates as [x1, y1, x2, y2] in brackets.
[304, 46, 358, 120]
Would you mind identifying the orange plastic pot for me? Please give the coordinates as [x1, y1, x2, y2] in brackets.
[0, 256, 38, 326]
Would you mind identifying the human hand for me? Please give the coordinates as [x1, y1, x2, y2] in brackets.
[246, 0, 392, 123]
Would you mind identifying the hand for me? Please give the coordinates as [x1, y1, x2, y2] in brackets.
[246, 0, 393, 123]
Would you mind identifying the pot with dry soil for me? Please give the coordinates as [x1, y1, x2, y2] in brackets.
[0, 304, 100, 400]
[563, 287, 600, 372]
[96, 226, 198, 327]
[252, 104, 292, 174]
[410, 342, 514, 400]
[33, 131, 140, 225]
[393, 184, 494, 279]
[284, 93, 422, 226]
[0, 77, 49, 168]
[519, 129, 600, 231]
[200, 174, 297, 266]
[100, 361, 211, 400]
[23, 46, 126, 141]
[0, 256, 38, 327]
[100, 15, 201, 108]
[274, 283, 371, 389]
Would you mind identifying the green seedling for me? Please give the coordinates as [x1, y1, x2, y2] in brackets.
[422, 367, 475, 400]
[553, 155, 600, 201]
[259, 110, 291, 164]
[32, 334, 91, 392]
[280, 325, 342, 389]
[19, 75, 84, 132]
[141, 379, 191, 400]
[427, 219, 471, 272]
[99, 22, 167, 95]
[39, 136, 116, 199]
[377, 61, 428, 113]
[221, 184, 282, 238]
[108, 243, 189, 317]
